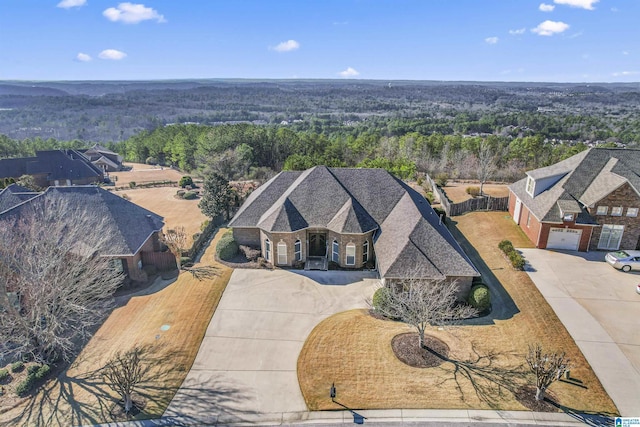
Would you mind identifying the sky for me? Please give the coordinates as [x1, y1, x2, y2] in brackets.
[1, 0, 639, 82]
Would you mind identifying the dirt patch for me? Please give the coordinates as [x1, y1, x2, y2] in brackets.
[391, 333, 449, 368]
[514, 386, 557, 412]
[441, 181, 510, 203]
[110, 163, 185, 187]
[108, 393, 147, 421]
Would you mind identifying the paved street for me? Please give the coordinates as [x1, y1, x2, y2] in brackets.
[520, 248, 640, 416]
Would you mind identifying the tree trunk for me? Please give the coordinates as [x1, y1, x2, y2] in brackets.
[123, 393, 133, 413]
[535, 386, 546, 401]
[480, 181, 485, 196]
[418, 329, 425, 348]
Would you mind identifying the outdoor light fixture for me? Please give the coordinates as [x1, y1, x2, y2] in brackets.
[330, 383, 336, 400]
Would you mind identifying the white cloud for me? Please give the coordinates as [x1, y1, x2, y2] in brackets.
[485, 37, 499, 44]
[622, 51, 629, 55]
[539, 3, 555, 12]
[103, 3, 166, 24]
[338, 67, 359, 78]
[612, 71, 639, 77]
[57, 0, 86, 9]
[532, 20, 570, 36]
[76, 52, 92, 62]
[98, 49, 127, 60]
[509, 28, 526, 35]
[270, 40, 300, 52]
[553, 0, 598, 10]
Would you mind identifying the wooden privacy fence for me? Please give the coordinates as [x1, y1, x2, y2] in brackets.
[142, 251, 177, 271]
[424, 174, 509, 217]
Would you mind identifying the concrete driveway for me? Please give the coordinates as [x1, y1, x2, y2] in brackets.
[520, 248, 640, 416]
[164, 268, 378, 424]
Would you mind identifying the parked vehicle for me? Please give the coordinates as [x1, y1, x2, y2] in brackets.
[636, 284, 640, 294]
[605, 250, 640, 272]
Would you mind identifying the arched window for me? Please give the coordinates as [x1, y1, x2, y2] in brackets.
[363, 241, 369, 263]
[332, 240, 339, 263]
[265, 238, 271, 262]
[277, 241, 287, 265]
[294, 239, 302, 261]
[346, 243, 356, 266]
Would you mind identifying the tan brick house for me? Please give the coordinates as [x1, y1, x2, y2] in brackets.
[229, 166, 479, 287]
[508, 148, 640, 252]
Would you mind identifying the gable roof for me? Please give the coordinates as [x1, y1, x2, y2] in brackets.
[0, 186, 164, 256]
[0, 184, 40, 214]
[511, 148, 640, 223]
[230, 166, 478, 279]
[0, 150, 103, 182]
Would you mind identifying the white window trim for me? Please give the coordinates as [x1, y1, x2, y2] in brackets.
[611, 206, 623, 217]
[265, 238, 271, 262]
[294, 239, 302, 261]
[596, 206, 608, 215]
[526, 212, 531, 228]
[346, 243, 356, 266]
[277, 241, 287, 265]
[525, 176, 535, 197]
[563, 213, 574, 222]
[626, 207, 639, 217]
[332, 240, 339, 263]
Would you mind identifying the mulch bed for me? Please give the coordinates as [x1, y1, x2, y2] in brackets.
[514, 385, 558, 412]
[391, 333, 449, 368]
[109, 392, 147, 420]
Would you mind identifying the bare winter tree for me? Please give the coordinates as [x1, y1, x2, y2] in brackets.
[0, 195, 123, 364]
[103, 346, 151, 414]
[525, 344, 571, 401]
[162, 226, 187, 266]
[374, 276, 477, 349]
[476, 139, 500, 195]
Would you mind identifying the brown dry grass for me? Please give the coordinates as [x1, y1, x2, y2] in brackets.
[441, 181, 510, 203]
[298, 212, 618, 416]
[118, 187, 208, 246]
[110, 163, 185, 186]
[0, 229, 232, 427]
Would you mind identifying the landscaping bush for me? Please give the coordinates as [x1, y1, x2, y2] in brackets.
[498, 239, 514, 254]
[468, 285, 491, 311]
[182, 191, 197, 200]
[372, 287, 401, 319]
[179, 176, 194, 188]
[416, 175, 424, 186]
[216, 231, 238, 261]
[34, 365, 51, 381]
[0, 368, 9, 381]
[15, 374, 35, 396]
[509, 251, 526, 270]
[10, 361, 24, 373]
[466, 186, 481, 197]
[27, 365, 41, 375]
[176, 189, 186, 198]
[435, 172, 449, 187]
[425, 191, 435, 204]
[239, 245, 261, 262]
[180, 256, 192, 266]
[129, 181, 136, 188]
[200, 220, 210, 231]
[145, 156, 158, 165]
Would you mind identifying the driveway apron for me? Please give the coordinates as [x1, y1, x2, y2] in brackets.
[165, 268, 378, 423]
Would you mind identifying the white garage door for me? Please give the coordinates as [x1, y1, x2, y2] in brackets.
[547, 227, 582, 250]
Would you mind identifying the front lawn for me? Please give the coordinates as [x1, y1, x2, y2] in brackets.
[0, 228, 232, 426]
[297, 212, 617, 415]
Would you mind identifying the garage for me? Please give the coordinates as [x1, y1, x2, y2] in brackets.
[547, 227, 582, 250]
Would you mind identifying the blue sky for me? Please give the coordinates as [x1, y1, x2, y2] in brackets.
[1, 0, 638, 82]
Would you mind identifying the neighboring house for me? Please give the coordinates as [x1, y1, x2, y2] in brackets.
[0, 149, 104, 187]
[509, 148, 640, 252]
[229, 166, 479, 291]
[79, 144, 124, 172]
[0, 185, 175, 283]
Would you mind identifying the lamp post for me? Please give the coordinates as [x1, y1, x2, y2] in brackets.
[330, 383, 336, 401]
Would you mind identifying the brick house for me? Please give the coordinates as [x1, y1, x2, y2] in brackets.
[79, 144, 124, 172]
[508, 148, 640, 252]
[0, 185, 175, 283]
[229, 166, 479, 289]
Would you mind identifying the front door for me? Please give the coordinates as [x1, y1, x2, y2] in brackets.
[309, 233, 326, 256]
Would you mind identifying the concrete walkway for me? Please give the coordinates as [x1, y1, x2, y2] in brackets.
[164, 269, 378, 424]
[520, 248, 640, 416]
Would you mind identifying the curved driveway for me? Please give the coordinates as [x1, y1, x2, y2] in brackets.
[165, 268, 378, 424]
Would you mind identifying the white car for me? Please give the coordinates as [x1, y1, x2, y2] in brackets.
[605, 250, 640, 272]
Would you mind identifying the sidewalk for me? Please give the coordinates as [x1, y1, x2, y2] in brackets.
[87, 408, 612, 426]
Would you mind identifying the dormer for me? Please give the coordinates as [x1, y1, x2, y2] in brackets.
[557, 199, 581, 222]
[525, 170, 568, 198]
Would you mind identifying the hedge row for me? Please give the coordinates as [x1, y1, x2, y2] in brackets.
[15, 365, 50, 397]
[498, 239, 525, 270]
[216, 230, 239, 261]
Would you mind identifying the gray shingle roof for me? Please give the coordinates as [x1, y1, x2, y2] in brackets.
[230, 166, 478, 279]
[0, 184, 40, 214]
[511, 148, 640, 223]
[0, 186, 164, 256]
[0, 150, 103, 182]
